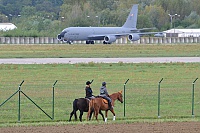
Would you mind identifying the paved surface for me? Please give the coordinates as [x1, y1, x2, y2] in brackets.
[0, 57, 200, 64]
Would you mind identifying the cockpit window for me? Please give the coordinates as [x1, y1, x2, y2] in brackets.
[60, 31, 67, 36]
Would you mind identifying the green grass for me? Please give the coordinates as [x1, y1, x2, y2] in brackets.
[0, 63, 200, 126]
[0, 44, 200, 58]
[0, 44, 200, 127]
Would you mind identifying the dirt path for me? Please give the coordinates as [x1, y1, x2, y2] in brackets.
[1, 122, 200, 133]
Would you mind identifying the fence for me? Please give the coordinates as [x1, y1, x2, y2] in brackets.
[0, 37, 200, 44]
[0, 80, 58, 122]
[0, 78, 199, 123]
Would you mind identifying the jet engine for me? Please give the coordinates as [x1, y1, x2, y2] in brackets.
[128, 34, 140, 41]
[104, 35, 117, 44]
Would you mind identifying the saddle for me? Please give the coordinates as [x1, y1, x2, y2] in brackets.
[102, 99, 108, 104]
[85, 98, 90, 101]
[86, 96, 109, 104]
[96, 96, 108, 104]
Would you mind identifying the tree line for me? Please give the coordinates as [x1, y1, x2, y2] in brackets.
[0, 0, 200, 37]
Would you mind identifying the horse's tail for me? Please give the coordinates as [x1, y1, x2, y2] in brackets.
[73, 99, 78, 110]
[69, 99, 78, 122]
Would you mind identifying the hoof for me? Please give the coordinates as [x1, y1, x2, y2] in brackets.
[113, 116, 116, 121]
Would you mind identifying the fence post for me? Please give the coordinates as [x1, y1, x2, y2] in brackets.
[192, 78, 198, 117]
[158, 78, 163, 118]
[52, 80, 58, 120]
[123, 79, 129, 117]
[18, 80, 25, 122]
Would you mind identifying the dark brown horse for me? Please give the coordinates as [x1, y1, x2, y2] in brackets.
[69, 98, 105, 122]
[87, 90, 123, 122]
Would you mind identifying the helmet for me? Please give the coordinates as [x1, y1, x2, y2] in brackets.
[86, 81, 91, 85]
[102, 82, 106, 86]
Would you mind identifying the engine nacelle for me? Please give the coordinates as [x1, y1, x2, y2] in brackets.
[104, 35, 117, 43]
[128, 34, 140, 41]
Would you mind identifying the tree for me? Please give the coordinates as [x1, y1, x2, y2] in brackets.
[155, 0, 191, 20]
[137, 15, 152, 29]
[0, 13, 8, 22]
[142, 5, 168, 30]
[20, 6, 36, 17]
[89, 0, 115, 12]
[191, 0, 200, 15]
[181, 11, 200, 28]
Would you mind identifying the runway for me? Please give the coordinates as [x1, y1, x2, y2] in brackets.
[0, 57, 200, 64]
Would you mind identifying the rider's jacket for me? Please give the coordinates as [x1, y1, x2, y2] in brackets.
[85, 85, 93, 98]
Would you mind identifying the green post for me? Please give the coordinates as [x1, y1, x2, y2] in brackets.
[18, 86, 20, 122]
[124, 79, 129, 117]
[18, 80, 24, 122]
[52, 80, 58, 120]
[158, 78, 163, 118]
[192, 78, 198, 117]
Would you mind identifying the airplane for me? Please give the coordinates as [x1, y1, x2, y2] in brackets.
[57, 4, 162, 44]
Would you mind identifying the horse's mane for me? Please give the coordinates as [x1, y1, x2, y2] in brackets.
[110, 90, 122, 97]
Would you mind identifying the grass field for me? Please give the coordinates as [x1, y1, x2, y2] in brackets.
[0, 44, 200, 126]
[0, 63, 200, 124]
[0, 44, 200, 58]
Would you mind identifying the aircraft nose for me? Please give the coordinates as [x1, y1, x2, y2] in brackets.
[57, 34, 62, 40]
[57, 31, 67, 41]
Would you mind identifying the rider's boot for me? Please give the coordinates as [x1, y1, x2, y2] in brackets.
[108, 102, 113, 110]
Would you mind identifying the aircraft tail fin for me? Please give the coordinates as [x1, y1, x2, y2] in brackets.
[122, 4, 138, 28]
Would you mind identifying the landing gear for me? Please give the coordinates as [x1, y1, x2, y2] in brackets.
[86, 40, 94, 44]
[63, 39, 73, 44]
[103, 41, 111, 44]
[68, 41, 73, 44]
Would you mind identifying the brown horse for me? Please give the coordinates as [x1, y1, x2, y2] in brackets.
[87, 90, 123, 122]
[69, 98, 105, 122]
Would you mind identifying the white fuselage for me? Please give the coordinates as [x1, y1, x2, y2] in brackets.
[63, 27, 135, 41]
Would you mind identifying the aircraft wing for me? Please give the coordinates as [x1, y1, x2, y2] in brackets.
[88, 31, 163, 39]
[87, 33, 132, 44]
[87, 33, 128, 40]
[138, 32, 164, 36]
[87, 31, 164, 43]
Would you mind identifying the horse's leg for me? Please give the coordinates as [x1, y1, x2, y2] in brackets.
[110, 109, 116, 121]
[74, 110, 78, 121]
[87, 108, 92, 121]
[69, 109, 78, 121]
[89, 109, 93, 120]
[94, 108, 99, 121]
[79, 110, 84, 122]
[99, 110, 105, 121]
[105, 110, 108, 122]
[69, 110, 74, 121]
[70, 99, 78, 121]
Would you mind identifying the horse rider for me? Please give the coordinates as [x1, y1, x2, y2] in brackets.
[99, 82, 113, 109]
[85, 81, 95, 99]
